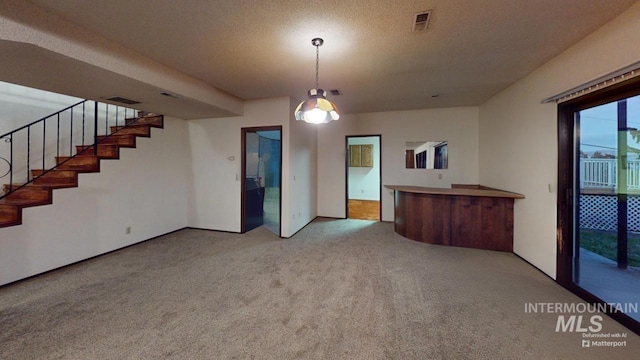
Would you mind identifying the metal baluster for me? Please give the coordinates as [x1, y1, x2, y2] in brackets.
[105, 104, 109, 135]
[70, 106, 74, 156]
[57, 114, 60, 160]
[9, 133, 13, 192]
[82, 101, 86, 146]
[27, 127, 30, 181]
[94, 101, 98, 156]
[42, 117, 46, 172]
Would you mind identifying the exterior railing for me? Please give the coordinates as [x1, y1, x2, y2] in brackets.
[0, 101, 137, 200]
[580, 158, 640, 190]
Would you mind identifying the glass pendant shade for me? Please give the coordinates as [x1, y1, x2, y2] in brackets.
[294, 38, 340, 124]
[294, 89, 340, 124]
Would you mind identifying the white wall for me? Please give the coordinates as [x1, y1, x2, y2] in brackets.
[287, 99, 318, 234]
[348, 136, 380, 201]
[187, 97, 317, 238]
[316, 114, 357, 218]
[318, 107, 479, 221]
[0, 81, 82, 133]
[0, 116, 190, 286]
[479, 2, 640, 278]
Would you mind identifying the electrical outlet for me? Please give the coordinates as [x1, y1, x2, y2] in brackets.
[438, 174, 443, 180]
[126, 226, 131, 234]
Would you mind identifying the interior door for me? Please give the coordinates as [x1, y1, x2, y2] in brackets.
[241, 126, 282, 235]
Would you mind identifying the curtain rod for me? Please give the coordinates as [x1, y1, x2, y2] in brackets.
[541, 59, 640, 104]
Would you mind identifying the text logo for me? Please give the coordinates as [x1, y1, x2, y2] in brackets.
[555, 315, 603, 333]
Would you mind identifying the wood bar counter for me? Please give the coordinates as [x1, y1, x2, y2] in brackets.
[386, 185, 524, 252]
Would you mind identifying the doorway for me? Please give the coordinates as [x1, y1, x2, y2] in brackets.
[241, 126, 282, 235]
[346, 135, 381, 221]
[558, 81, 640, 333]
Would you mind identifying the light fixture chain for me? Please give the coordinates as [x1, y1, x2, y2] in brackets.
[315, 43, 320, 89]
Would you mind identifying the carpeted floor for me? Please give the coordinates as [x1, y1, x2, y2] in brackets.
[1, 218, 638, 359]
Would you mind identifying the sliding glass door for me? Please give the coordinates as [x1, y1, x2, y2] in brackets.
[575, 96, 640, 321]
[558, 81, 640, 332]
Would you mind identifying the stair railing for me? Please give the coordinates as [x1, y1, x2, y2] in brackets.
[0, 100, 138, 200]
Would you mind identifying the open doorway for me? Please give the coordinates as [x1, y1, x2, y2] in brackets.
[241, 126, 282, 235]
[346, 135, 381, 221]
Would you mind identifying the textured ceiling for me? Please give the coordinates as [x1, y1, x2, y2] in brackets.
[14, 0, 640, 116]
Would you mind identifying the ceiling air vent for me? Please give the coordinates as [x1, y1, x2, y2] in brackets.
[412, 10, 432, 32]
[104, 96, 140, 105]
[329, 89, 343, 96]
[161, 92, 179, 98]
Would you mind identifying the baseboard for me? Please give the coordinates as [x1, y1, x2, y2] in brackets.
[282, 216, 319, 238]
[187, 226, 241, 234]
[0, 227, 188, 289]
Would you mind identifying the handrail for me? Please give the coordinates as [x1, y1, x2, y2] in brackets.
[0, 100, 139, 200]
[0, 100, 86, 140]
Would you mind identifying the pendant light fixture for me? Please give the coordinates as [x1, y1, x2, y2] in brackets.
[294, 38, 340, 124]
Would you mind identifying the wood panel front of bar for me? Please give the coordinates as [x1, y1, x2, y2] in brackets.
[387, 185, 524, 252]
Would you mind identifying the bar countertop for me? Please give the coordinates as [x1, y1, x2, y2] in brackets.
[384, 185, 525, 199]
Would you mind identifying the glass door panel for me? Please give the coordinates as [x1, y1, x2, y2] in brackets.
[256, 130, 281, 235]
[576, 95, 640, 322]
[244, 132, 263, 232]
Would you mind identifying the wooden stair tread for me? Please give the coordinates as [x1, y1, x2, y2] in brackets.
[97, 133, 135, 138]
[109, 125, 151, 137]
[57, 155, 99, 162]
[55, 155, 100, 172]
[95, 134, 136, 147]
[0, 198, 51, 207]
[4, 182, 76, 191]
[3, 186, 51, 199]
[32, 174, 78, 185]
[32, 169, 78, 177]
[125, 115, 163, 128]
[113, 123, 152, 128]
[76, 144, 120, 159]
[26, 182, 77, 189]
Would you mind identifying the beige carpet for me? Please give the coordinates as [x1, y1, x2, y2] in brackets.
[0, 218, 638, 359]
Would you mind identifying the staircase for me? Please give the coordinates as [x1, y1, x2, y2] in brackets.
[0, 104, 163, 228]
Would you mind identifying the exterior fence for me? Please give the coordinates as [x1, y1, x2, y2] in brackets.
[580, 194, 640, 232]
[580, 159, 640, 232]
[580, 159, 640, 190]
